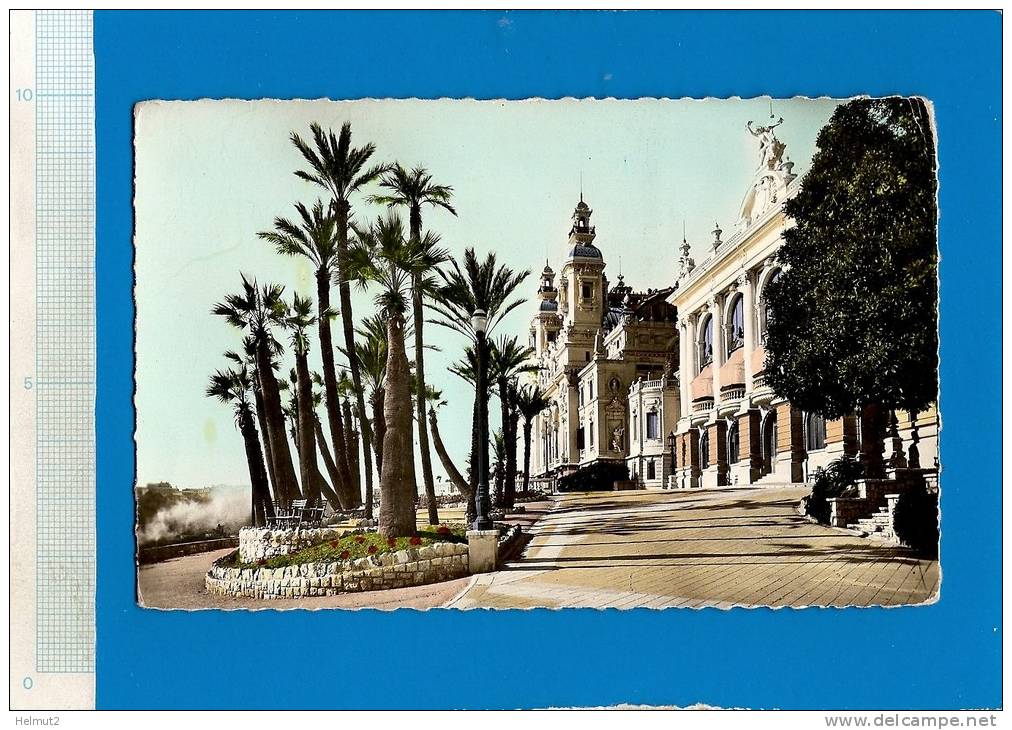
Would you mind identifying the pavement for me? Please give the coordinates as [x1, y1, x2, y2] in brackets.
[137, 488, 939, 610]
[447, 487, 940, 609]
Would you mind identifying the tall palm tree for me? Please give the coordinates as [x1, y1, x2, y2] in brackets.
[212, 276, 301, 504]
[289, 122, 386, 518]
[490, 428, 506, 509]
[347, 212, 427, 537]
[515, 384, 550, 495]
[282, 370, 343, 511]
[258, 200, 354, 506]
[490, 335, 536, 509]
[354, 314, 389, 481]
[431, 248, 530, 518]
[224, 337, 278, 505]
[370, 165, 456, 526]
[282, 293, 322, 505]
[206, 364, 274, 527]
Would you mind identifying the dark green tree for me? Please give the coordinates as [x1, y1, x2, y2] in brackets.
[764, 97, 938, 422]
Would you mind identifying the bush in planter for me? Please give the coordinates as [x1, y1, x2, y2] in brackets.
[557, 462, 629, 492]
[893, 485, 939, 557]
[805, 455, 863, 524]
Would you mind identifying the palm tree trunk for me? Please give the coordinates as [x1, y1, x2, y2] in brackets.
[427, 407, 475, 523]
[252, 385, 279, 505]
[316, 268, 354, 506]
[313, 415, 348, 511]
[295, 349, 321, 504]
[379, 312, 417, 537]
[342, 399, 361, 504]
[522, 420, 533, 494]
[412, 278, 439, 525]
[371, 389, 386, 476]
[256, 340, 300, 503]
[334, 199, 371, 514]
[497, 376, 511, 508]
[313, 464, 340, 513]
[238, 409, 271, 526]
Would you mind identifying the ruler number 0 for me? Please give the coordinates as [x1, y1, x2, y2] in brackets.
[15, 88, 33, 101]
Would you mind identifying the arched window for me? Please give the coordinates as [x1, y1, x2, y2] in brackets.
[699, 315, 713, 369]
[727, 420, 740, 464]
[805, 413, 826, 452]
[728, 295, 744, 354]
[700, 430, 710, 469]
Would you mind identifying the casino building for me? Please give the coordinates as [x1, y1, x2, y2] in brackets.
[528, 117, 939, 491]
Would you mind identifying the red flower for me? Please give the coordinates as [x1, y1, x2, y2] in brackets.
[339, 550, 350, 560]
[436, 526, 450, 535]
[387, 537, 397, 547]
[257, 559, 267, 566]
[409, 536, 422, 546]
[354, 535, 365, 544]
[329, 540, 340, 548]
[367, 545, 378, 554]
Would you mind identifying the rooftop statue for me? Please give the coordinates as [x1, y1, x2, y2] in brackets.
[747, 117, 786, 171]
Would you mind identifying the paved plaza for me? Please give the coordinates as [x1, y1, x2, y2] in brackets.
[449, 487, 939, 609]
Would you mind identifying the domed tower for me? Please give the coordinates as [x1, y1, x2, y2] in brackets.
[530, 261, 562, 357]
[560, 195, 606, 331]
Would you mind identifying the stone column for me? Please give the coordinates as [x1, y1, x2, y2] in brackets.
[739, 408, 762, 484]
[775, 401, 806, 483]
[710, 419, 729, 486]
[710, 296, 724, 407]
[678, 318, 691, 419]
[741, 271, 756, 395]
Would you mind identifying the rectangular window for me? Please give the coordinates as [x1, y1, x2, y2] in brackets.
[589, 421, 595, 447]
[646, 412, 659, 440]
[576, 427, 585, 451]
[581, 282, 592, 300]
[647, 460, 656, 480]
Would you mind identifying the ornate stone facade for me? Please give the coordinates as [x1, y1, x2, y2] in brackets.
[529, 197, 681, 489]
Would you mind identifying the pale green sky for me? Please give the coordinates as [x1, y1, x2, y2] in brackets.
[134, 97, 841, 489]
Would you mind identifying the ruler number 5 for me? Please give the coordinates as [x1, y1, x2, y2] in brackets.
[15, 88, 33, 101]
[23, 376, 32, 390]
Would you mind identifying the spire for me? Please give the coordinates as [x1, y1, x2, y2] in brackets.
[580, 171, 583, 203]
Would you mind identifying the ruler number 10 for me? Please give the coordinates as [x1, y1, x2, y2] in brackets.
[15, 88, 33, 101]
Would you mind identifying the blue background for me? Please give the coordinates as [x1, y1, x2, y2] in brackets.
[95, 10, 1002, 709]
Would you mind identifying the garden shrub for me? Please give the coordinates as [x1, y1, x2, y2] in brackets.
[557, 462, 629, 492]
[804, 455, 863, 524]
[893, 485, 939, 557]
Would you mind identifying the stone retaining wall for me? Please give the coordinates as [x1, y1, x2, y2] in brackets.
[206, 541, 470, 599]
[138, 537, 238, 565]
[238, 526, 369, 563]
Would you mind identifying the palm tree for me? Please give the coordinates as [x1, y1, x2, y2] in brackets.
[258, 200, 355, 507]
[289, 122, 386, 518]
[224, 337, 279, 505]
[431, 248, 530, 520]
[282, 293, 323, 505]
[206, 364, 274, 526]
[282, 370, 343, 511]
[426, 404, 475, 523]
[212, 276, 301, 504]
[515, 384, 550, 495]
[490, 335, 536, 509]
[354, 314, 389, 481]
[347, 212, 426, 537]
[490, 428, 506, 509]
[370, 165, 456, 526]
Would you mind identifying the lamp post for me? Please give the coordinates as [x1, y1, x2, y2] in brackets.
[667, 430, 677, 490]
[471, 308, 493, 530]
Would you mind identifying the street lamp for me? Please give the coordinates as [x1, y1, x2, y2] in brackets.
[667, 430, 677, 489]
[471, 308, 493, 530]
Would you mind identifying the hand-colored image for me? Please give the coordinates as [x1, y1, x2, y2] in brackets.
[134, 97, 939, 610]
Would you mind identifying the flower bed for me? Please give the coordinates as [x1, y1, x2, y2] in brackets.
[211, 524, 471, 599]
[237, 523, 464, 564]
